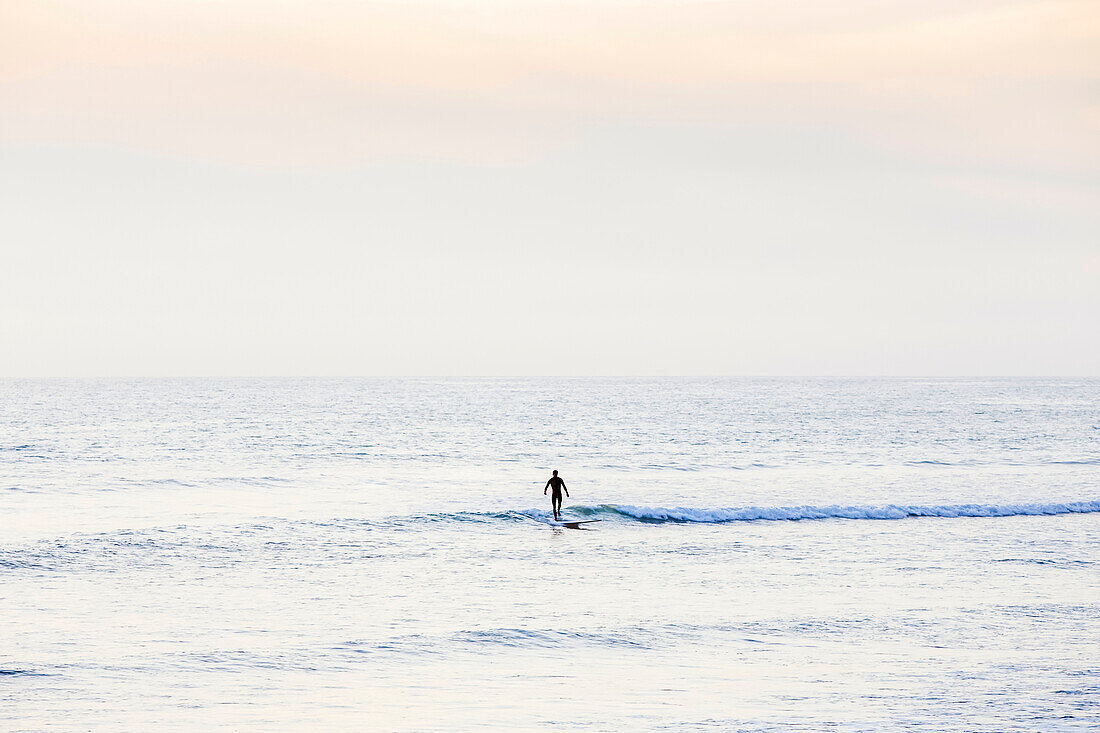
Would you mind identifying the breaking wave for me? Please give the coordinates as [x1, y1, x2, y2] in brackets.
[567, 501, 1100, 523]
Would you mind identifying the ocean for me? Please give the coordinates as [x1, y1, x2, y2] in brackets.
[2, 378, 1098, 731]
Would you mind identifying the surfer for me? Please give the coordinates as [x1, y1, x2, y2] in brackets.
[544, 470, 569, 521]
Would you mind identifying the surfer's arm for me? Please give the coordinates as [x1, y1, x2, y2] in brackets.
[563, 482, 569, 497]
[544, 479, 551, 495]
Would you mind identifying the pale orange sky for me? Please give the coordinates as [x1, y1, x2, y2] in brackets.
[1, 0, 1098, 374]
[4, 0, 1098, 165]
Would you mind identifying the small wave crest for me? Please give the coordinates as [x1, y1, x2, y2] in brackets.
[568, 501, 1100, 523]
[374, 501, 1100, 527]
[338, 627, 651, 655]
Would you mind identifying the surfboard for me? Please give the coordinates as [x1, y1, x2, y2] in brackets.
[550, 519, 601, 529]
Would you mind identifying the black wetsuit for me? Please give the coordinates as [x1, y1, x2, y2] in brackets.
[545, 475, 568, 518]
[546, 476, 565, 500]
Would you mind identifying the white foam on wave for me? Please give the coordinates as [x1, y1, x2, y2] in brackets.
[576, 501, 1100, 523]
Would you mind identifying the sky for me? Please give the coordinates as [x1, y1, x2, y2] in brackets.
[1, 0, 1097, 376]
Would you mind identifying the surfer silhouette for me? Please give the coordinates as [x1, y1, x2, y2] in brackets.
[544, 470, 569, 521]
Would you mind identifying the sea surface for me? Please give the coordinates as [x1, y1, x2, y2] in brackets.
[1, 378, 1098, 731]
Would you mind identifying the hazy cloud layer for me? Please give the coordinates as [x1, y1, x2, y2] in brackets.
[2, 0, 1097, 374]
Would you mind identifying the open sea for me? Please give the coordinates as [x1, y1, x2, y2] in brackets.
[1, 377, 1098, 731]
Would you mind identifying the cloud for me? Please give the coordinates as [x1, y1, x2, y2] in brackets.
[1, 0, 1096, 374]
[2, 0, 1097, 168]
